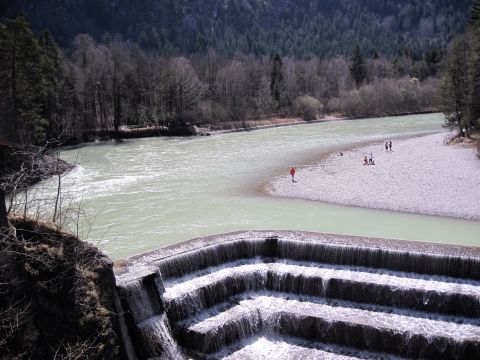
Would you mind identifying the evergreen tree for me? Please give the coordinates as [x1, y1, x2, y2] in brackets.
[270, 53, 285, 107]
[442, 0, 480, 135]
[468, 2, 480, 130]
[0, 18, 48, 145]
[441, 35, 470, 137]
[38, 29, 64, 141]
[0, 18, 66, 145]
[425, 49, 440, 77]
[468, 58, 480, 130]
[349, 45, 367, 88]
[471, 0, 480, 24]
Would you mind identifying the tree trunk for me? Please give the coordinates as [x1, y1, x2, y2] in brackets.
[52, 156, 61, 223]
[113, 87, 121, 138]
[0, 189, 8, 229]
[458, 118, 465, 137]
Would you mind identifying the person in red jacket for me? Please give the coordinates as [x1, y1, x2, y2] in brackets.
[290, 167, 296, 182]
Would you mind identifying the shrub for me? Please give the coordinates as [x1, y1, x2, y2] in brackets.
[294, 96, 322, 120]
[340, 77, 439, 117]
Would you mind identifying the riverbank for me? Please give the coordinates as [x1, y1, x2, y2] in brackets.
[69, 110, 441, 144]
[79, 114, 347, 142]
[0, 215, 121, 359]
[0, 144, 73, 194]
[207, 110, 441, 134]
[208, 114, 346, 133]
[267, 132, 480, 220]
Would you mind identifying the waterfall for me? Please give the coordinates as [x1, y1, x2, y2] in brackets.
[123, 279, 158, 323]
[117, 275, 180, 358]
[114, 231, 480, 359]
[157, 238, 266, 280]
[113, 291, 137, 360]
[276, 238, 480, 280]
[137, 314, 182, 359]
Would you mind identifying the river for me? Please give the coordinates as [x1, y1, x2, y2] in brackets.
[36, 113, 480, 259]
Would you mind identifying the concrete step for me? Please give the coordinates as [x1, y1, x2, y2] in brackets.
[162, 260, 480, 322]
[207, 336, 408, 360]
[175, 294, 480, 358]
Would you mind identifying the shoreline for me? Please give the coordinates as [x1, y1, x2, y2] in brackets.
[250, 130, 444, 197]
[62, 110, 441, 147]
[266, 132, 480, 221]
[207, 114, 347, 135]
[0, 145, 74, 194]
[211, 109, 440, 135]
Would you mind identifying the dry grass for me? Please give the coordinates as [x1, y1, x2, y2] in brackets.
[1, 216, 119, 359]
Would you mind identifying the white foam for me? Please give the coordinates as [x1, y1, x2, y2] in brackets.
[162, 259, 480, 302]
[181, 293, 480, 342]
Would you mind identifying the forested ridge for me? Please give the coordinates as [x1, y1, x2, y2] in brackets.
[0, 1, 476, 147]
[0, 0, 472, 58]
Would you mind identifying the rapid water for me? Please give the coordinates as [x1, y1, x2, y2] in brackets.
[36, 114, 480, 259]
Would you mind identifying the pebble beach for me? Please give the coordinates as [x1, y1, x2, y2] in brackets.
[267, 132, 480, 220]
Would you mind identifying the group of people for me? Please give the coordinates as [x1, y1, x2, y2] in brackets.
[363, 153, 375, 165]
[385, 140, 393, 151]
[290, 140, 394, 180]
[363, 140, 393, 165]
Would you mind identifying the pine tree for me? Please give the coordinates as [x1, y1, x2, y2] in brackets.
[468, 2, 480, 130]
[0, 17, 48, 145]
[39, 29, 64, 141]
[270, 53, 285, 107]
[441, 35, 470, 137]
[425, 49, 440, 77]
[468, 55, 480, 130]
[0, 18, 65, 145]
[471, 0, 480, 24]
[349, 45, 367, 88]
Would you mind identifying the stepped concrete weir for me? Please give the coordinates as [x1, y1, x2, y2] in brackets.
[113, 231, 480, 359]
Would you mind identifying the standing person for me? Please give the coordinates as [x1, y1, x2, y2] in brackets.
[369, 153, 373, 165]
[364, 156, 369, 165]
[290, 167, 296, 182]
[389, 140, 392, 151]
[385, 141, 389, 151]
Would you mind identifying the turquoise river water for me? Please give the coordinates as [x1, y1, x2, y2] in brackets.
[34, 113, 480, 259]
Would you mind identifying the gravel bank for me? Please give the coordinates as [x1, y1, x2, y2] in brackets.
[267, 132, 480, 220]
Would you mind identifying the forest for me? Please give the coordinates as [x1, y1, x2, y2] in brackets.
[0, 0, 476, 146]
[0, 0, 472, 57]
[0, 18, 441, 146]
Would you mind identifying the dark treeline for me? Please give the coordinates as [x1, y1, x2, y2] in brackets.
[0, 0, 472, 58]
[0, 18, 63, 146]
[0, 17, 441, 146]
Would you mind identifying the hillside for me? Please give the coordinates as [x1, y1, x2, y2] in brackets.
[0, 216, 121, 359]
[0, 0, 473, 57]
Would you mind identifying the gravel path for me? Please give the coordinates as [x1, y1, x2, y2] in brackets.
[267, 133, 480, 220]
